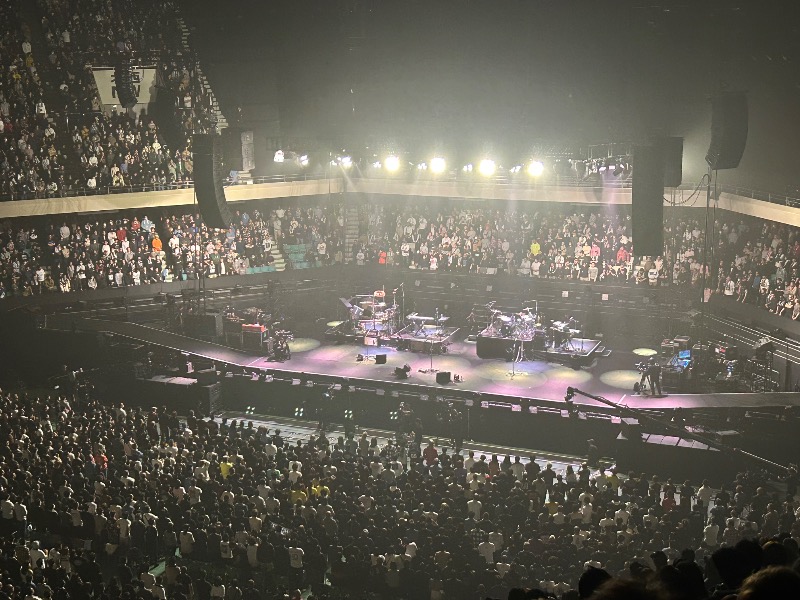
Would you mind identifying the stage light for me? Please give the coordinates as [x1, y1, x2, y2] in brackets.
[417, 162, 427, 171]
[384, 155, 400, 172]
[462, 163, 473, 173]
[527, 161, 544, 177]
[294, 406, 304, 417]
[372, 161, 382, 169]
[340, 155, 352, 169]
[509, 165, 522, 174]
[430, 156, 446, 174]
[273, 150, 285, 163]
[344, 409, 353, 420]
[299, 154, 309, 167]
[478, 159, 496, 177]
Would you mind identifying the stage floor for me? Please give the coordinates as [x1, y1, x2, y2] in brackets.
[47, 315, 799, 412]
[252, 336, 653, 407]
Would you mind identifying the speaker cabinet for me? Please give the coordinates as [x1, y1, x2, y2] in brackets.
[436, 371, 452, 385]
[662, 137, 683, 188]
[632, 143, 665, 258]
[114, 58, 137, 109]
[184, 313, 223, 337]
[706, 93, 748, 170]
[375, 354, 387, 364]
[193, 134, 232, 229]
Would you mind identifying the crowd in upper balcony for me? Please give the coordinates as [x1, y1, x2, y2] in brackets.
[349, 203, 799, 320]
[0, 203, 344, 296]
[0, 0, 219, 200]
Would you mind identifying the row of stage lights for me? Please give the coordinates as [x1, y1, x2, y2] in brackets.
[273, 149, 632, 180]
[327, 154, 547, 177]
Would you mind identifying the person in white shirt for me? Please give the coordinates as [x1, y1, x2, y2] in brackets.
[697, 480, 714, 510]
[179, 530, 195, 556]
[478, 540, 495, 564]
[467, 495, 482, 519]
[704, 519, 720, 547]
[289, 546, 304, 570]
[248, 512, 262, 533]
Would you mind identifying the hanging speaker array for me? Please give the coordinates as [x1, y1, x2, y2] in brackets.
[193, 134, 232, 229]
[114, 58, 138, 109]
[706, 92, 748, 170]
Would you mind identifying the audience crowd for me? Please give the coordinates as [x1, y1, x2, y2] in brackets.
[0, 3, 65, 200]
[0, 204, 344, 296]
[0, 386, 797, 600]
[0, 200, 798, 325]
[0, 0, 217, 200]
[351, 203, 799, 321]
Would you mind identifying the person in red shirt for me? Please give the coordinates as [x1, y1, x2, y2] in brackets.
[422, 441, 438, 466]
[152, 234, 163, 253]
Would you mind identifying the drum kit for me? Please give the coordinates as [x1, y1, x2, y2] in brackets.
[489, 306, 545, 341]
[352, 288, 400, 334]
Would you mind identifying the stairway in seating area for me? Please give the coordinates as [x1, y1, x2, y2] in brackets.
[269, 246, 286, 272]
[177, 18, 228, 132]
[343, 206, 361, 263]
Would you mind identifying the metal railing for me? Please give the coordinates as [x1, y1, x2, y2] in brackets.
[1, 171, 798, 209]
[0, 173, 334, 202]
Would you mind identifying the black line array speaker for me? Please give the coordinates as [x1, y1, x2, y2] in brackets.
[193, 134, 232, 229]
[221, 128, 244, 172]
[662, 137, 684, 188]
[632, 143, 665, 258]
[436, 371, 452, 385]
[706, 92, 748, 170]
[114, 58, 137, 109]
[375, 354, 387, 364]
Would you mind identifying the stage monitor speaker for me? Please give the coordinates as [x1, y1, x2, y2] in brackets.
[632, 143, 665, 257]
[114, 59, 137, 109]
[193, 134, 232, 228]
[375, 354, 387, 364]
[436, 371, 452, 385]
[394, 367, 408, 379]
[706, 92, 748, 170]
[662, 137, 683, 187]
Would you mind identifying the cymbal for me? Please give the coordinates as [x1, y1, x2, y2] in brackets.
[327, 320, 344, 327]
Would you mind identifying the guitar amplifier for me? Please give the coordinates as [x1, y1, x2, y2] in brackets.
[243, 330, 266, 350]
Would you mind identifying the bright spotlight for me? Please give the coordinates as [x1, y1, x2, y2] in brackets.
[273, 150, 285, 163]
[478, 159, 496, 177]
[372, 161, 382, 169]
[417, 162, 427, 171]
[384, 155, 400, 172]
[527, 161, 544, 177]
[430, 157, 446, 174]
[509, 165, 522, 174]
[340, 156, 352, 169]
[463, 164, 473, 173]
[299, 154, 309, 167]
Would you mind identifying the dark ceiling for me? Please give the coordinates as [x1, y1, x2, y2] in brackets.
[183, 0, 800, 193]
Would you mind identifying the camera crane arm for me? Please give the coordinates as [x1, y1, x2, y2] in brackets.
[564, 387, 790, 476]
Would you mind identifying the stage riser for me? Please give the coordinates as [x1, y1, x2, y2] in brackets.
[221, 374, 622, 458]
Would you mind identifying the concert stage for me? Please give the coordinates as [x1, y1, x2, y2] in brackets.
[476, 333, 603, 366]
[42, 314, 800, 413]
